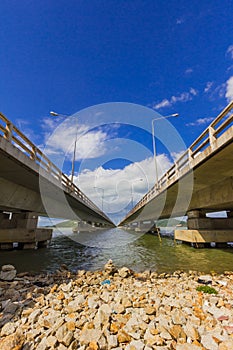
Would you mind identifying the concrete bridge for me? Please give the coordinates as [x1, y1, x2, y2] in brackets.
[0, 113, 114, 249]
[120, 101, 233, 247]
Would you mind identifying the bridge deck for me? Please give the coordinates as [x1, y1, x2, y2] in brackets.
[0, 113, 113, 225]
[120, 101, 233, 225]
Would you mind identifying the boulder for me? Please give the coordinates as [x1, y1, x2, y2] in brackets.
[0, 265, 17, 281]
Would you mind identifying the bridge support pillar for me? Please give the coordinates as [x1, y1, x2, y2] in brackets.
[175, 210, 233, 248]
[0, 212, 52, 250]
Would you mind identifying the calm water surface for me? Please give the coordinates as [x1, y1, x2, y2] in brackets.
[0, 228, 233, 274]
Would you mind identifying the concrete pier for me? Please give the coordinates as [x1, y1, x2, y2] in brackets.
[0, 212, 52, 249]
[174, 210, 233, 248]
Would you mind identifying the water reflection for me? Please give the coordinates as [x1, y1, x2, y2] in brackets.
[0, 228, 233, 274]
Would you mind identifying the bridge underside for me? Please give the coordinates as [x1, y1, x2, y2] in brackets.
[0, 138, 113, 225]
[0, 175, 111, 224]
[120, 133, 233, 246]
[121, 139, 233, 225]
[0, 137, 114, 249]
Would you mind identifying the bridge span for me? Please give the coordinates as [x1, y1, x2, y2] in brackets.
[0, 113, 114, 249]
[120, 102, 233, 246]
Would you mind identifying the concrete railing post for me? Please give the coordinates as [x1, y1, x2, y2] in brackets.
[4, 122, 13, 142]
[209, 126, 216, 150]
[30, 146, 37, 161]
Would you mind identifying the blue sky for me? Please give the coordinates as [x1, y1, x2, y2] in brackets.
[1, 1, 233, 223]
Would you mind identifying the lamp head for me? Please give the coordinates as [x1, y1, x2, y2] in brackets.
[50, 111, 59, 117]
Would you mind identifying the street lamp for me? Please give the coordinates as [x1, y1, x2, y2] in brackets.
[94, 187, 105, 212]
[50, 111, 77, 184]
[151, 113, 179, 189]
[131, 178, 143, 209]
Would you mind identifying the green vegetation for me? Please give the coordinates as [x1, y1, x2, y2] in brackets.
[157, 218, 187, 227]
[196, 285, 218, 294]
[54, 220, 78, 228]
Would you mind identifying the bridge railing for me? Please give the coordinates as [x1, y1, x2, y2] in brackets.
[0, 113, 105, 216]
[127, 101, 233, 216]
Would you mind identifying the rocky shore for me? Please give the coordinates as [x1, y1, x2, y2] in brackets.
[0, 261, 233, 349]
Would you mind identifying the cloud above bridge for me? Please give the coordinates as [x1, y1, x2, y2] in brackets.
[40, 102, 188, 224]
[74, 154, 173, 224]
[42, 118, 108, 161]
[152, 87, 198, 110]
[225, 76, 233, 102]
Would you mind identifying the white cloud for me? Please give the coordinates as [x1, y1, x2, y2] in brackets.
[171, 150, 186, 162]
[42, 119, 108, 160]
[153, 99, 171, 109]
[185, 68, 193, 75]
[74, 155, 172, 224]
[176, 18, 184, 25]
[218, 84, 226, 99]
[153, 88, 198, 110]
[227, 65, 233, 72]
[204, 81, 214, 93]
[171, 92, 190, 103]
[205, 82, 226, 101]
[186, 117, 214, 127]
[227, 45, 233, 60]
[225, 76, 233, 102]
[190, 88, 198, 96]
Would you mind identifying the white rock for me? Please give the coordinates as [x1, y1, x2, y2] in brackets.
[201, 328, 228, 350]
[46, 335, 57, 347]
[205, 305, 231, 319]
[63, 331, 74, 347]
[56, 324, 67, 343]
[94, 303, 112, 327]
[1, 264, 16, 271]
[183, 321, 199, 341]
[107, 334, 118, 348]
[160, 329, 172, 340]
[66, 295, 85, 313]
[171, 308, 186, 325]
[88, 296, 99, 309]
[36, 337, 48, 350]
[118, 267, 130, 278]
[197, 275, 212, 284]
[57, 344, 67, 350]
[0, 322, 16, 336]
[201, 333, 219, 350]
[98, 334, 107, 349]
[79, 328, 102, 345]
[176, 344, 201, 349]
[61, 281, 73, 292]
[125, 339, 145, 350]
[101, 291, 110, 303]
[0, 266, 17, 281]
[28, 309, 41, 324]
[216, 279, 227, 287]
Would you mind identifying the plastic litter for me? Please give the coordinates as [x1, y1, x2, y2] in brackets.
[101, 279, 111, 285]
